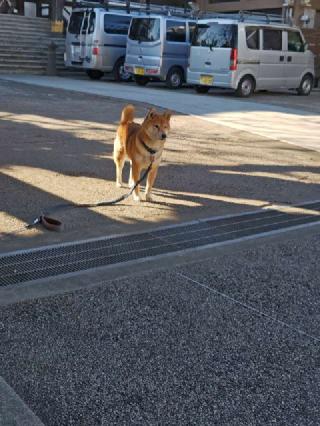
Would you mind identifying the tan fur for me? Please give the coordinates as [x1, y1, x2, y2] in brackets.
[113, 104, 172, 202]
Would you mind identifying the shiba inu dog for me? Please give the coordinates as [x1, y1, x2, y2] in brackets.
[113, 104, 172, 202]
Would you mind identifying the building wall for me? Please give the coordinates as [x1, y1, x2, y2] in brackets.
[201, 0, 283, 13]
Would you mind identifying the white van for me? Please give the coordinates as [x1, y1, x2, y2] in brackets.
[187, 13, 315, 97]
[65, 4, 140, 81]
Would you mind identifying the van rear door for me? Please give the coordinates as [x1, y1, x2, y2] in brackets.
[189, 22, 237, 86]
[67, 11, 85, 64]
[128, 17, 161, 73]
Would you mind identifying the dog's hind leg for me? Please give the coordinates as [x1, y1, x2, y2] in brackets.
[113, 138, 125, 188]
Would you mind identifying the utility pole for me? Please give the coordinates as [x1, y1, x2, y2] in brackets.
[51, 0, 64, 33]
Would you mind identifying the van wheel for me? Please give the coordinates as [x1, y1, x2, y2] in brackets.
[86, 70, 104, 80]
[196, 85, 210, 94]
[166, 67, 183, 89]
[134, 75, 149, 86]
[114, 58, 131, 82]
[297, 74, 313, 96]
[236, 76, 255, 97]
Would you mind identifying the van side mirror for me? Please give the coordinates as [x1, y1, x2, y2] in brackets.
[304, 42, 309, 51]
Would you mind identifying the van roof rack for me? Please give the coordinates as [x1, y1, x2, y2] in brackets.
[199, 10, 289, 25]
[73, 0, 194, 18]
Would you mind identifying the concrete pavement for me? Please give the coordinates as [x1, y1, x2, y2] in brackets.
[1, 75, 320, 153]
[2, 81, 319, 253]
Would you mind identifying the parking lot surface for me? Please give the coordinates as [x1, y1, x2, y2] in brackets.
[1, 79, 320, 253]
[1, 77, 320, 426]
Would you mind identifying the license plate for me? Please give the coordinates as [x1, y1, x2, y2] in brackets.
[72, 46, 80, 56]
[135, 67, 145, 76]
[200, 75, 214, 85]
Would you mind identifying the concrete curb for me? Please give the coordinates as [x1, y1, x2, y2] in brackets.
[0, 376, 44, 426]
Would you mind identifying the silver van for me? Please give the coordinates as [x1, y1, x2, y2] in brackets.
[124, 14, 195, 89]
[65, 6, 136, 81]
[187, 13, 315, 97]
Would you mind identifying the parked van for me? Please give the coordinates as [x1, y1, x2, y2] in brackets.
[125, 14, 195, 89]
[65, 6, 137, 81]
[187, 13, 315, 97]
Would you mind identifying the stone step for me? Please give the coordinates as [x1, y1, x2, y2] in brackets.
[0, 46, 64, 54]
[0, 28, 53, 36]
[0, 13, 51, 25]
[0, 33, 65, 41]
[0, 58, 65, 69]
[0, 52, 64, 60]
[0, 62, 66, 70]
[0, 14, 66, 75]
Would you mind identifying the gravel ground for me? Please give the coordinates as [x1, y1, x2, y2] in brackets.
[0, 233, 320, 425]
[1, 80, 320, 252]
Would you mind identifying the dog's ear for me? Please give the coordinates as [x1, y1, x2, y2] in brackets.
[145, 108, 156, 120]
[163, 110, 172, 121]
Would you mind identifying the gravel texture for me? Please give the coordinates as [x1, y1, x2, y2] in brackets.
[1, 234, 320, 425]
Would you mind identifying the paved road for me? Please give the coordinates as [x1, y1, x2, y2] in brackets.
[1, 228, 320, 425]
[1, 75, 319, 153]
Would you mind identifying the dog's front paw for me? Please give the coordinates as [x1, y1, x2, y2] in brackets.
[116, 181, 123, 188]
[133, 193, 141, 202]
[128, 179, 134, 189]
[146, 193, 153, 202]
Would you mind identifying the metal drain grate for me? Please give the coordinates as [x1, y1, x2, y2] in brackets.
[1, 201, 320, 286]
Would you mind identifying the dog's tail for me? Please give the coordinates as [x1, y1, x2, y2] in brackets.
[120, 104, 135, 125]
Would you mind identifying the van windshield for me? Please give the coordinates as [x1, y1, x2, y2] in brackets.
[68, 12, 84, 35]
[129, 18, 160, 42]
[192, 23, 237, 48]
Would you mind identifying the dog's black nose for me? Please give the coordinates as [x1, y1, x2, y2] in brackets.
[161, 133, 167, 140]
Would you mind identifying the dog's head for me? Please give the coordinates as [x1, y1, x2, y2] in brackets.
[142, 109, 172, 141]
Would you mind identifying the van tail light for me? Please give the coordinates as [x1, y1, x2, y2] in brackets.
[92, 47, 99, 55]
[230, 48, 238, 71]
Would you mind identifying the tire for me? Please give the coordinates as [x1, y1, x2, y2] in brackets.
[235, 75, 255, 98]
[297, 74, 313, 96]
[86, 69, 104, 80]
[166, 67, 184, 89]
[195, 85, 210, 94]
[134, 75, 149, 86]
[113, 58, 131, 82]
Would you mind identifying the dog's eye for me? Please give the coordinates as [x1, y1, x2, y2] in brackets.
[154, 125, 160, 130]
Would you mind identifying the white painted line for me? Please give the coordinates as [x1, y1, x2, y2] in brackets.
[177, 272, 320, 344]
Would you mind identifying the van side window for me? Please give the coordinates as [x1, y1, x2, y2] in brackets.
[263, 29, 282, 50]
[166, 20, 186, 43]
[104, 14, 131, 35]
[288, 31, 305, 52]
[246, 27, 259, 50]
